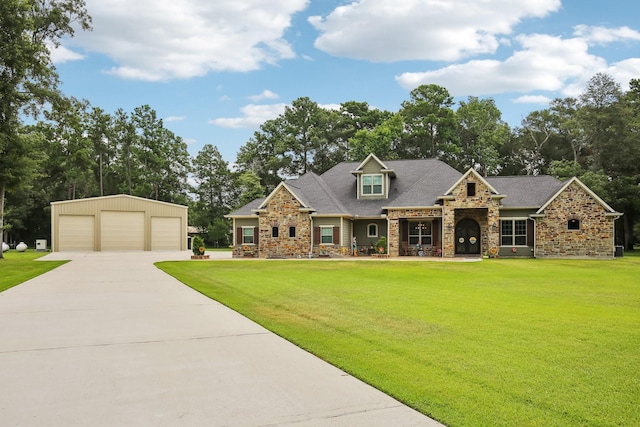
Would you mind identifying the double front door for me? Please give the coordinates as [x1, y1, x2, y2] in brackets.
[455, 218, 481, 255]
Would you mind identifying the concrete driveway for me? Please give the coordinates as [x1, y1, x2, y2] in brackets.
[0, 251, 443, 426]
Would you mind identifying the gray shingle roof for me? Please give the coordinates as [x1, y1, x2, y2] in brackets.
[227, 158, 566, 217]
[486, 175, 564, 208]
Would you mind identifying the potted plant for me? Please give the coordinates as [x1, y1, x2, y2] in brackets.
[242, 245, 254, 257]
[191, 236, 209, 259]
[319, 244, 329, 257]
[375, 236, 387, 254]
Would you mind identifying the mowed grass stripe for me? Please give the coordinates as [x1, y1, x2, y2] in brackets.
[157, 257, 640, 427]
[0, 251, 67, 293]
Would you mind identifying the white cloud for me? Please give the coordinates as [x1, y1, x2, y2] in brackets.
[49, 43, 85, 63]
[164, 116, 186, 122]
[209, 101, 341, 130]
[68, 0, 309, 81]
[396, 33, 617, 97]
[309, 0, 561, 62]
[573, 25, 640, 45]
[210, 103, 287, 128]
[512, 95, 552, 105]
[248, 90, 280, 102]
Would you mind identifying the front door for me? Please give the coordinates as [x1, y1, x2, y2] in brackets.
[455, 218, 481, 255]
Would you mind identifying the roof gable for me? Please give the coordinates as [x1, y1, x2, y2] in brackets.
[443, 168, 499, 196]
[51, 194, 187, 209]
[536, 177, 620, 215]
[258, 182, 309, 211]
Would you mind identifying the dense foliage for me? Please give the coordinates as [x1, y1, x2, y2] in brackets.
[1, 1, 638, 250]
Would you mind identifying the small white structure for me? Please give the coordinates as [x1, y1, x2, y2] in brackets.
[2, 242, 8, 252]
[16, 242, 28, 252]
[35, 239, 47, 252]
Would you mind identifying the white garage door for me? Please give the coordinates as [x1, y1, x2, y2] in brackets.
[101, 211, 145, 251]
[151, 217, 181, 250]
[58, 215, 95, 251]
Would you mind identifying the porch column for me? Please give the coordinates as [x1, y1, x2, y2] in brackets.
[442, 205, 455, 258]
[388, 218, 399, 256]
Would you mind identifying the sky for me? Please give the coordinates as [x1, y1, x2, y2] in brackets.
[52, 0, 640, 164]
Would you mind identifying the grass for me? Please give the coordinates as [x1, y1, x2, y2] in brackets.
[0, 250, 67, 293]
[158, 255, 640, 427]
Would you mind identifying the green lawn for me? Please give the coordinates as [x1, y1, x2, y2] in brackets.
[158, 255, 640, 427]
[0, 251, 67, 293]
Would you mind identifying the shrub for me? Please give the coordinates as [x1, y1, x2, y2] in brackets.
[375, 236, 387, 254]
[192, 236, 205, 256]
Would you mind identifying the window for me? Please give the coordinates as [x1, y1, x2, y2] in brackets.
[289, 226, 296, 238]
[362, 174, 383, 195]
[321, 226, 334, 244]
[409, 221, 432, 246]
[271, 226, 279, 238]
[568, 218, 580, 230]
[368, 223, 378, 238]
[501, 219, 527, 246]
[467, 182, 476, 197]
[242, 227, 254, 244]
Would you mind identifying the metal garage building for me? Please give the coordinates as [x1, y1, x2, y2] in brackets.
[51, 195, 188, 252]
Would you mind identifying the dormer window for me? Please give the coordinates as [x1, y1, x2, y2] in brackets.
[362, 174, 383, 195]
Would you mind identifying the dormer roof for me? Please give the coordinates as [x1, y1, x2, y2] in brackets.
[350, 153, 396, 177]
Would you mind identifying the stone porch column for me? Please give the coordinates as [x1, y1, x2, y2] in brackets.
[388, 218, 399, 256]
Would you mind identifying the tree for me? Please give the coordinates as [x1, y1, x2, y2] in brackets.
[519, 109, 554, 175]
[193, 144, 232, 219]
[236, 118, 288, 193]
[110, 108, 138, 195]
[579, 73, 623, 171]
[455, 97, 510, 176]
[130, 105, 191, 203]
[279, 97, 327, 176]
[234, 171, 265, 208]
[348, 113, 404, 161]
[0, 0, 91, 258]
[549, 97, 587, 164]
[398, 84, 457, 159]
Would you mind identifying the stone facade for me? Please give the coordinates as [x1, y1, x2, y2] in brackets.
[441, 174, 501, 257]
[535, 181, 615, 258]
[387, 208, 442, 256]
[259, 186, 312, 258]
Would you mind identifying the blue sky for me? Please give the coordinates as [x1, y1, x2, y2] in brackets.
[52, 0, 640, 164]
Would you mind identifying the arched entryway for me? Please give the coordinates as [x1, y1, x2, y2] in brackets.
[455, 218, 481, 255]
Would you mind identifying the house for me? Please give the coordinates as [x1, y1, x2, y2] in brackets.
[226, 154, 622, 259]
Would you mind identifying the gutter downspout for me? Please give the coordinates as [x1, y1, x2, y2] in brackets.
[309, 216, 314, 258]
[441, 210, 445, 257]
[532, 217, 537, 258]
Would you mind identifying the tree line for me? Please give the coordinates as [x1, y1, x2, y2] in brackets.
[1, 1, 638, 254]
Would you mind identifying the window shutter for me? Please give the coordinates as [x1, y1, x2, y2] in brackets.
[314, 227, 320, 245]
[432, 220, 439, 245]
[401, 220, 408, 241]
[333, 226, 339, 244]
[527, 219, 534, 247]
[236, 228, 242, 245]
[254, 227, 259, 245]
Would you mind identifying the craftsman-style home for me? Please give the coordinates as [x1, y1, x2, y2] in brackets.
[226, 154, 622, 259]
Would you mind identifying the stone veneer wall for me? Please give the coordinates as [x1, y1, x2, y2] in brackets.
[387, 208, 442, 256]
[442, 176, 500, 257]
[535, 181, 615, 258]
[259, 187, 312, 258]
